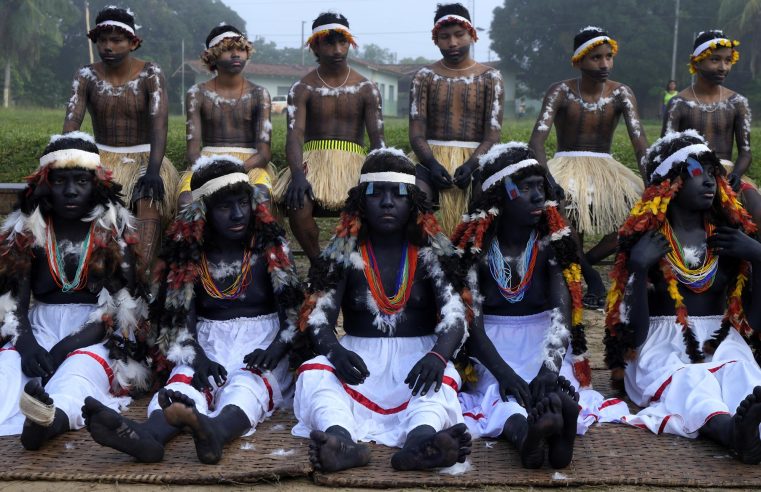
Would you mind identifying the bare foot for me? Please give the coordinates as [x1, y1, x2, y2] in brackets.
[82, 397, 165, 462]
[548, 377, 580, 469]
[159, 389, 224, 464]
[20, 380, 63, 450]
[391, 423, 471, 471]
[521, 393, 563, 469]
[309, 430, 370, 472]
[732, 386, 761, 464]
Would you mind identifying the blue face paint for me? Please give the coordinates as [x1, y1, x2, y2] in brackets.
[504, 178, 520, 200]
[685, 157, 704, 177]
[398, 183, 408, 196]
[365, 181, 374, 195]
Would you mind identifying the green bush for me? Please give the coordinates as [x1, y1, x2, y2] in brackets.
[1, 107, 759, 183]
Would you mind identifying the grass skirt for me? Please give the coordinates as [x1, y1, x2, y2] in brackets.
[273, 145, 366, 211]
[177, 148, 278, 200]
[548, 152, 644, 235]
[409, 142, 476, 235]
[98, 149, 179, 222]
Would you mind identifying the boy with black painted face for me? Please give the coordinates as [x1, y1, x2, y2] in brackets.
[529, 26, 648, 309]
[272, 12, 384, 263]
[452, 143, 608, 468]
[63, 6, 178, 273]
[83, 156, 303, 464]
[663, 30, 758, 220]
[179, 25, 275, 207]
[605, 131, 761, 464]
[0, 132, 149, 448]
[293, 149, 470, 472]
[409, 2, 504, 235]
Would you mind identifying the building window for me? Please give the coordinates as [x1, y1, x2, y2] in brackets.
[389, 84, 395, 103]
[380, 83, 386, 101]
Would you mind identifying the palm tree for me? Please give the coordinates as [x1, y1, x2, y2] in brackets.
[0, 0, 75, 107]
[719, 0, 761, 77]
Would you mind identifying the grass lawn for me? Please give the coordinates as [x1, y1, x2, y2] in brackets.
[4, 106, 758, 182]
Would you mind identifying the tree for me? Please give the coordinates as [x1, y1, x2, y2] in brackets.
[359, 43, 396, 64]
[719, 0, 761, 77]
[0, 0, 77, 107]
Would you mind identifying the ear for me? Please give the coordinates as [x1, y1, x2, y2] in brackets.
[129, 38, 140, 51]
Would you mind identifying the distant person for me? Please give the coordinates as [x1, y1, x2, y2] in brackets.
[63, 6, 178, 273]
[529, 26, 648, 309]
[409, 2, 504, 235]
[662, 30, 759, 224]
[662, 79, 678, 116]
[272, 12, 385, 264]
[517, 97, 527, 119]
[178, 24, 276, 207]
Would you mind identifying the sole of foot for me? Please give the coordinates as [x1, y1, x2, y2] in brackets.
[733, 386, 761, 464]
[20, 380, 57, 451]
[521, 393, 564, 468]
[159, 388, 224, 465]
[309, 430, 371, 472]
[82, 396, 164, 462]
[391, 423, 471, 471]
[548, 377, 580, 469]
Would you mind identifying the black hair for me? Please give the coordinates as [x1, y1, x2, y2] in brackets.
[312, 11, 349, 30]
[434, 3, 471, 23]
[88, 6, 142, 49]
[644, 131, 723, 185]
[205, 24, 244, 49]
[693, 30, 727, 50]
[573, 26, 610, 51]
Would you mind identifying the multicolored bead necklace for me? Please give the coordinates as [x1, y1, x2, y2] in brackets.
[199, 249, 254, 299]
[360, 241, 418, 315]
[45, 218, 95, 292]
[488, 231, 539, 303]
[661, 219, 718, 293]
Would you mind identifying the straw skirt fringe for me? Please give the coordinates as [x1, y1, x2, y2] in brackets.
[273, 149, 365, 211]
[99, 150, 179, 222]
[548, 154, 643, 235]
[409, 144, 474, 235]
[177, 149, 277, 200]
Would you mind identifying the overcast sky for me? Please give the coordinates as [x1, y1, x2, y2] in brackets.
[221, 0, 504, 62]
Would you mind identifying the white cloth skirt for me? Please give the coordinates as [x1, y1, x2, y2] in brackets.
[292, 334, 464, 447]
[617, 315, 761, 437]
[148, 313, 292, 436]
[0, 303, 130, 435]
[459, 311, 609, 438]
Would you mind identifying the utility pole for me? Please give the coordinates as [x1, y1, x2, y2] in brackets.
[181, 39, 185, 115]
[301, 21, 306, 66]
[85, 1, 94, 63]
[670, 0, 680, 81]
[470, 0, 476, 58]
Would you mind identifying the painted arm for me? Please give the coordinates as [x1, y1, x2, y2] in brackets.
[661, 97, 680, 137]
[464, 265, 532, 407]
[529, 251, 571, 401]
[528, 83, 563, 170]
[731, 96, 752, 178]
[625, 231, 671, 347]
[453, 70, 505, 189]
[709, 226, 761, 331]
[185, 86, 203, 166]
[62, 69, 88, 132]
[244, 246, 303, 372]
[284, 82, 314, 209]
[409, 70, 453, 190]
[405, 252, 467, 396]
[135, 64, 169, 203]
[308, 274, 369, 385]
[12, 276, 55, 378]
[247, 86, 272, 170]
[363, 81, 385, 149]
[620, 85, 649, 181]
